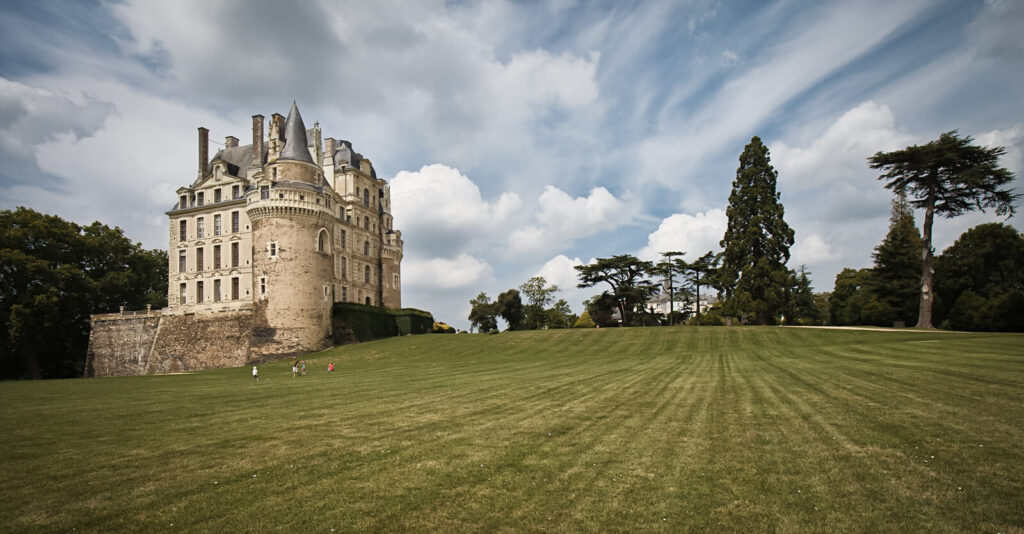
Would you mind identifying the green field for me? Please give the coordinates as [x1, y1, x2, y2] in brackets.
[1, 327, 1022, 533]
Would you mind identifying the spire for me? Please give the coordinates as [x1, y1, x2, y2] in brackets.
[278, 101, 314, 164]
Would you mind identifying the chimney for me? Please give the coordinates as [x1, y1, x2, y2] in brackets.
[325, 137, 336, 156]
[252, 114, 264, 162]
[272, 113, 285, 140]
[198, 127, 209, 179]
[225, 136, 238, 148]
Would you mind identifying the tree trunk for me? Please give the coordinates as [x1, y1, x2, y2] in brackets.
[916, 187, 936, 329]
[695, 275, 701, 326]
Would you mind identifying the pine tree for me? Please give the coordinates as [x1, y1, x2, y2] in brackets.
[719, 136, 795, 324]
[867, 194, 922, 326]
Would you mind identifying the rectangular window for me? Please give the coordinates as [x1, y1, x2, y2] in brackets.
[268, 242, 277, 257]
[231, 277, 239, 300]
[179, 220, 187, 241]
[260, 185, 270, 200]
[197, 192, 204, 206]
[214, 279, 221, 302]
[180, 195, 187, 209]
[232, 185, 240, 199]
[196, 247, 204, 271]
[214, 189, 222, 203]
[179, 283, 187, 305]
[341, 257, 347, 280]
[259, 277, 267, 296]
[231, 211, 239, 233]
[214, 214, 222, 236]
[197, 217, 205, 238]
[178, 250, 186, 273]
[197, 281, 204, 303]
[340, 230, 346, 249]
[231, 242, 239, 268]
[213, 245, 221, 269]
[342, 286, 347, 301]
[393, 274, 400, 289]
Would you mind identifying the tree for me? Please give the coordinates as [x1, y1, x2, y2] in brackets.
[545, 299, 575, 329]
[719, 136, 795, 324]
[575, 255, 657, 326]
[656, 251, 684, 325]
[496, 289, 525, 330]
[679, 251, 719, 325]
[0, 207, 168, 379]
[782, 266, 819, 325]
[934, 223, 1024, 331]
[573, 310, 596, 328]
[467, 292, 498, 333]
[866, 195, 922, 326]
[869, 130, 1018, 328]
[519, 276, 559, 329]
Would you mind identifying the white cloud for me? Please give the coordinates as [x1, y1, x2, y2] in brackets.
[976, 124, 1023, 176]
[771, 101, 914, 191]
[790, 233, 837, 266]
[509, 186, 634, 255]
[636, 209, 727, 262]
[535, 254, 591, 312]
[402, 253, 494, 290]
[390, 163, 521, 257]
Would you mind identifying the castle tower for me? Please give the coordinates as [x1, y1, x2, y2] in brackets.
[247, 102, 335, 355]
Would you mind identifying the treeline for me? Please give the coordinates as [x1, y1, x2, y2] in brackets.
[468, 276, 576, 332]
[467, 130, 1018, 332]
[0, 208, 168, 379]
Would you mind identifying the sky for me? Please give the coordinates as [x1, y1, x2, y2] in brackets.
[1, 0, 1022, 330]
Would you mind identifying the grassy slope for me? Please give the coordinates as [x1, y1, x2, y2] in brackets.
[1, 327, 1022, 533]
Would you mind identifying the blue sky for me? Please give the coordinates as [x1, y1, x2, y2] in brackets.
[1, 0, 1021, 329]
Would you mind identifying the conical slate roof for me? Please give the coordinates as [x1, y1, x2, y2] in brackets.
[279, 101, 314, 164]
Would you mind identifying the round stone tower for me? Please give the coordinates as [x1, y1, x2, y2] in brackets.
[247, 102, 334, 355]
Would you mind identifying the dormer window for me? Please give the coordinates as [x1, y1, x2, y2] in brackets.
[260, 186, 269, 200]
[232, 185, 240, 199]
[197, 192, 204, 206]
[180, 195, 187, 209]
[214, 188, 222, 203]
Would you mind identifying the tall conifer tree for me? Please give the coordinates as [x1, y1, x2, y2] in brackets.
[868, 194, 922, 326]
[719, 136, 795, 324]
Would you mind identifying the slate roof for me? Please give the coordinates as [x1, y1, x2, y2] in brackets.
[279, 101, 315, 164]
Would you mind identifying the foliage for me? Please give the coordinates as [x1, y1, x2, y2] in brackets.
[719, 136, 795, 324]
[575, 255, 657, 326]
[869, 130, 1018, 328]
[496, 289, 525, 330]
[865, 196, 922, 326]
[545, 299, 575, 329]
[573, 310, 596, 328]
[934, 223, 1024, 331]
[829, 268, 872, 326]
[654, 251, 687, 325]
[783, 266, 820, 325]
[432, 322, 456, 334]
[583, 294, 618, 327]
[679, 251, 720, 325]
[333, 303, 433, 341]
[468, 292, 498, 333]
[519, 276, 559, 329]
[0, 207, 168, 379]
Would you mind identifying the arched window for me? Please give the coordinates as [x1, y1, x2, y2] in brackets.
[363, 240, 370, 255]
[364, 216, 369, 229]
[364, 265, 370, 283]
[316, 229, 329, 253]
[365, 296, 371, 305]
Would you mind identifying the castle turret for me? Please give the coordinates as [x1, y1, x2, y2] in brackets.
[247, 102, 334, 355]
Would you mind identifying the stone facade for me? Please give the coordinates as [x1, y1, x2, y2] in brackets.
[88, 102, 404, 375]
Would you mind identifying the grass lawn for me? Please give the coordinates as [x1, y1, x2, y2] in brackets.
[1, 327, 1022, 532]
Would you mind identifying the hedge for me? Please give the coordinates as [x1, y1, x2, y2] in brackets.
[332, 303, 434, 344]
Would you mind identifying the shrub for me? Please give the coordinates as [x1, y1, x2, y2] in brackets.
[433, 322, 456, 334]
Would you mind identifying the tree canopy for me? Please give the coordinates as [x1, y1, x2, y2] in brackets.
[869, 130, 1018, 328]
[0, 207, 167, 379]
[719, 136, 795, 324]
[467, 292, 498, 333]
[575, 255, 656, 326]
